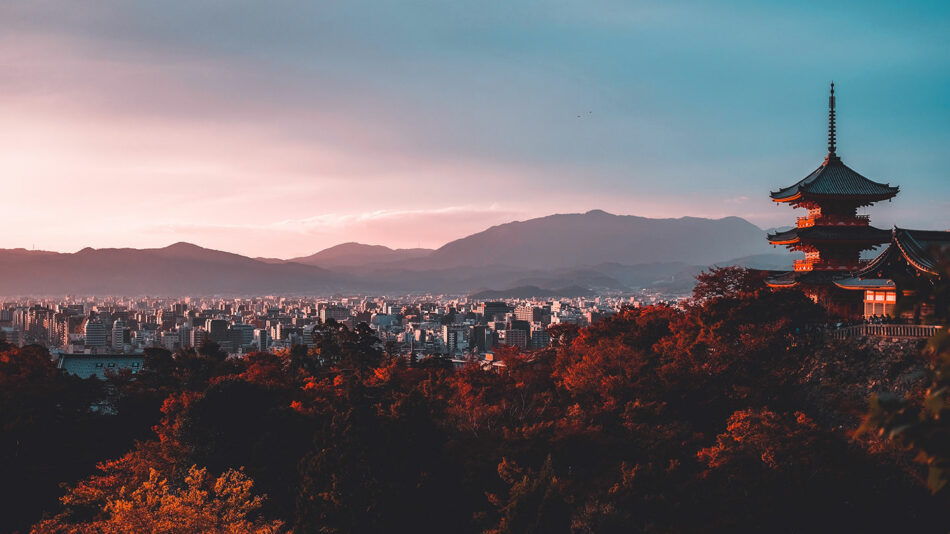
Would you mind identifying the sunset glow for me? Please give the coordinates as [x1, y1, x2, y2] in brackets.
[2, 1, 948, 257]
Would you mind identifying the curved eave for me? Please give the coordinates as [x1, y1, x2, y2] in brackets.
[767, 237, 799, 245]
[894, 233, 940, 276]
[770, 191, 802, 203]
[834, 277, 896, 290]
[765, 279, 798, 288]
[797, 190, 899, 203]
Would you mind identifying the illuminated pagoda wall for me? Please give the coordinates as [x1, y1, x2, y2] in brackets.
[766, 84, 899, 318]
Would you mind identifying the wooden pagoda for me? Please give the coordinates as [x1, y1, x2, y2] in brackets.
[766, 84, 899, 317]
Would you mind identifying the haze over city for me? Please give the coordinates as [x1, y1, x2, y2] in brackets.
[3, 0, 949, 258]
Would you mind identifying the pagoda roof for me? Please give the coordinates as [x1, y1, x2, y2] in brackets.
[770, 156, 899, 203]
[767, 225, 891, 246]
[858, 228, 950, 278]
[765, 270, 851, 288]
[833, 277, 896, 290]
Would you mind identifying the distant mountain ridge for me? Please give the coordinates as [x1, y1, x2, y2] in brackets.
[0, 243, 346, 296]
[399, 210, 775, 270]
[0, 211, 792, 296]
[282, 210, 778, 271]
[287, 242, 433, 268]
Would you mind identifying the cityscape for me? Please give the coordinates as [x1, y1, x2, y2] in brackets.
[0, 292, 677, 378]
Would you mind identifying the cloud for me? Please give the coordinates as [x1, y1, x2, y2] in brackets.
[1, 0, 948, 259]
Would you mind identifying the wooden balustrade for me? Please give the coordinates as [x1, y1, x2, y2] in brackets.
[826, 324, 943, 340]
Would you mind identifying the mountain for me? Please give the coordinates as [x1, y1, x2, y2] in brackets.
[469, 285, 594, 299]
[287, 243, 433, 268]
[0, 212, 791, 296]
[417, 210, 776, 270]
[0, 242, 347, 296]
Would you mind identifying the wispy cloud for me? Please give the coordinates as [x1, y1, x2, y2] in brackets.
[0, 1, 947, 257]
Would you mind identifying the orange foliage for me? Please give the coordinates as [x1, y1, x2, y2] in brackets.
[33, 465, 284, 534]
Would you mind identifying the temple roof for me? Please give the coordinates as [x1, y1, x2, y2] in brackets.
[767, 225, 891, 246]
[765, 269, 852, 288]
[833, 277, 896, 290]
[858, 228, 950, 278]
[771, 84, 898, 204]
[770, 157, 899, 203]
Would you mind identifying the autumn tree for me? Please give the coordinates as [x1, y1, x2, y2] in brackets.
[33, 465, 284, 534]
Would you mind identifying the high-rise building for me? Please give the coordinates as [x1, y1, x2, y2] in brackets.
[84, 319, 107, 349]
[254, 328, 270, 351]
[190, 328, 208, 348]
[229, 324, 255, 350]
[112, 319, 126, 351]
[442, 325, 464, 354]
[206, 318, 229, 342]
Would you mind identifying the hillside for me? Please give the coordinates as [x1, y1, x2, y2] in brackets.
[0, 212, 792, 296]
[0, 243, 346, 296]
[420, 210, 776, 270]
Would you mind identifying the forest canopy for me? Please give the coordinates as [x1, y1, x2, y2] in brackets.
[2, 267, 947, 533]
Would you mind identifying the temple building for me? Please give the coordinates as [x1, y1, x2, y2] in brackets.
[836, 228, 950, 321]
[765, 84, 899, 318]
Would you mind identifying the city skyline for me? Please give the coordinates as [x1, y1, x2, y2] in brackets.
[2, 1, 949, 258]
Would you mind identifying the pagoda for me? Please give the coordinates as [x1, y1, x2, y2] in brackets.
[766, 84, 899, 317]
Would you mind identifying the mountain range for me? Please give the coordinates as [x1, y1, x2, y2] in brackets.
[0, 211, 792, 296]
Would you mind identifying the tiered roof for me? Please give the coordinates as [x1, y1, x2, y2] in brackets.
[765, 270, 852, 288]
[767, 225, 891, 246]
[770, 83, 898, 207]
[770, 157, 899, 204]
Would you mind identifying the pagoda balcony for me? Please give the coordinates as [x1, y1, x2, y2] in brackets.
[794, 259, 867, 272]
[796, 214, 870, 228]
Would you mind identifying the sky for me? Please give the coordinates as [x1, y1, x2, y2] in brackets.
[1, 0, 949, 258]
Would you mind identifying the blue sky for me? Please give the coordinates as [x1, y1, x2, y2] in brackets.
[1, 0, 948, 257]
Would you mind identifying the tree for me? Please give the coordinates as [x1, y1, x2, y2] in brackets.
[692, 266, 769, 302]
[33, 465, 284, 533]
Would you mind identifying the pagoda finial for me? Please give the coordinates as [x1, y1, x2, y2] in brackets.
[827, 82, 837, 158]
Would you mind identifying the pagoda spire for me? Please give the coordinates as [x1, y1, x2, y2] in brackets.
[827, 82, 837, 158]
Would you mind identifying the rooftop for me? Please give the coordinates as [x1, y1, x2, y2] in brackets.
[859, 228, 950, 278]
[767, 225, 892, 246]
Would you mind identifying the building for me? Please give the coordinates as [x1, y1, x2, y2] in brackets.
[321, 306, 351, 324]
[84, 318, 107, 349]
[766, 84, 899, 318]
[229, 323, 255, 350]
[514, 305, 543, 323]
[254, 328, 270, 351]
[835, 228, 950, 320]
[531, 327, 551, 349]
[111, 319, 126, 351]
[56, 352, 144, 380]
[190, 327, 208, 348]
[442, 325, 464, 354]
[206, 318, 229, 342]
[479, 302, 509, 322]
[502, 328, 528, 349]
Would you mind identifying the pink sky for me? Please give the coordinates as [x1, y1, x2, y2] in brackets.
[2, 3, 945, 258]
